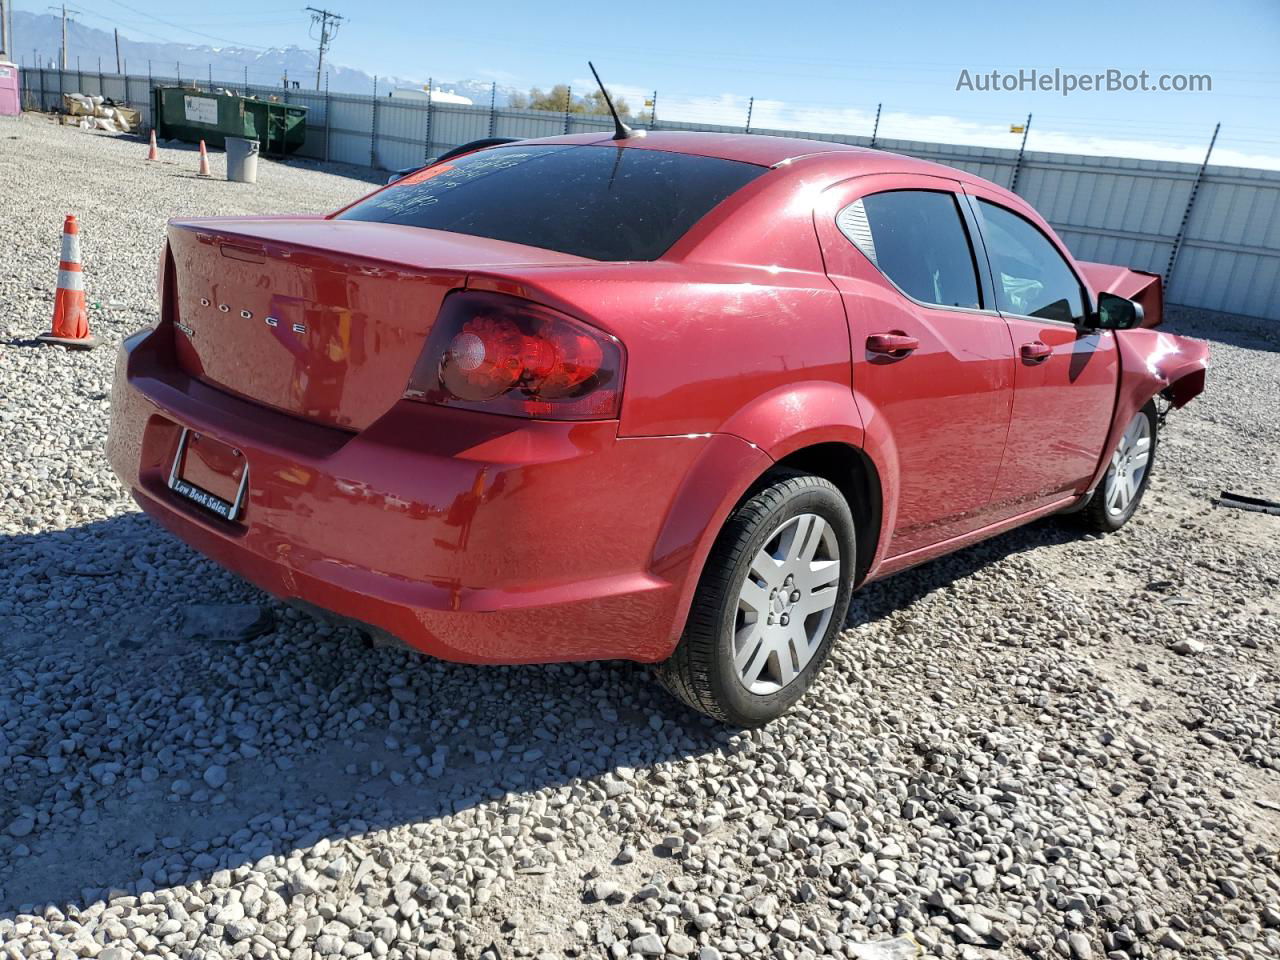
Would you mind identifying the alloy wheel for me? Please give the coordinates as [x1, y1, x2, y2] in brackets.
[1105, 410, 1153, 517]
[734, 513, 842, 695]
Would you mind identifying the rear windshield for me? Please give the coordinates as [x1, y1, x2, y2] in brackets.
[335, 144, 765, 261]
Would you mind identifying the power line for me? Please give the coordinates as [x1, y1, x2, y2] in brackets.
[48, 5, 81, 70]
[306, 7, 343, 92]
[95, 0, 274, 49]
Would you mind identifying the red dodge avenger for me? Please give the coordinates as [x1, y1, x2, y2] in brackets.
[108, 131, 1208, 725]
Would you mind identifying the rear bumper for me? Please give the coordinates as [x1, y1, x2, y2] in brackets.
[106, 327, 729, 664]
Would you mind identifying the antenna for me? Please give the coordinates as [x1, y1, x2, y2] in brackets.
[587, 61, 643, 141]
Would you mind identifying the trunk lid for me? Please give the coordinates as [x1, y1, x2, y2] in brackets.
[166, 217, 585, 430]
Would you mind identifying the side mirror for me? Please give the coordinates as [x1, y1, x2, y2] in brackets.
[1094, 292, 1144, 330]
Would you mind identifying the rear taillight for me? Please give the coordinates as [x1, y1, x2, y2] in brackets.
[405, 290, 624, 420]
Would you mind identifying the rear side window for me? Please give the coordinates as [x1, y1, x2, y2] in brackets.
[977, 199, 1086, 324]
[336, 144, 764, 261]
[837, 190, 981, 309]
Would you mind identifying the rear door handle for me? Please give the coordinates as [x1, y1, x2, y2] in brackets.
[866, 333, 920, 356]
[1020, 340, 1051, 362]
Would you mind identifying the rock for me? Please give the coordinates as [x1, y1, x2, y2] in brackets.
[1159, 930, 1186, 950]
[849, 936, 921, 960]
[971, 865, 997, 890]
[7, 817, 35, 838]
[667, 933, 697, 956]
[1068, 932, 1093, 959]
[630, 933, 665, 956]
[181, 603, 275, 642]
[1170, 638, 1205, 656]
[586, 879, 619, 903]
[203, 764, 228, 789]
[824, 810, 850, 830]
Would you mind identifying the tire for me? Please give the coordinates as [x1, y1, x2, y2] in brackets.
[657, 471, 855, 726]
[1079, 399, 1159, 533]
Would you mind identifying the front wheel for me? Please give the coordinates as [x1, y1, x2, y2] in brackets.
[657, 471, 855, 726]
[1080, 399, 1158, 532]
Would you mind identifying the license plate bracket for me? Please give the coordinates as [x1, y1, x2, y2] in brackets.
[167, 427, 249, 522]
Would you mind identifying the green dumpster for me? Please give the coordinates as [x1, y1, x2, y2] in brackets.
[150, 86, 308, 156]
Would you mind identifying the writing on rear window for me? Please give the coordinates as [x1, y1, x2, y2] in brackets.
[337, 144, 764, 262]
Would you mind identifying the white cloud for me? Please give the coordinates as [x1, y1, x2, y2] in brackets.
[601, 85, 1280, 171]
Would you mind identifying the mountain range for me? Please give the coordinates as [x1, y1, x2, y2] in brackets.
[7, 11, 517, 103]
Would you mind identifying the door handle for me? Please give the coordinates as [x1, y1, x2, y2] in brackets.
[866, 333, 920, 356]
[1020, 340, 1052, 362]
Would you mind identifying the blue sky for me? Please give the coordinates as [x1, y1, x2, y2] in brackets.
[16, 0, 1280, 166]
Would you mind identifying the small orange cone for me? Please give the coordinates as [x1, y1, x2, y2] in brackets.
[147, 128, 159, 161]
[197, 139, 211, 177]
[37, 215, 98, 350]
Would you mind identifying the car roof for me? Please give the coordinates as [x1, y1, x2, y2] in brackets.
[516, 130, 965, 179]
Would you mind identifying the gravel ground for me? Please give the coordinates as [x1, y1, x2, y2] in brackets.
[1, 116, 1278, 960]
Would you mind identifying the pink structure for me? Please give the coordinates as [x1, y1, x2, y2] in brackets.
[0, 61, 20, 117]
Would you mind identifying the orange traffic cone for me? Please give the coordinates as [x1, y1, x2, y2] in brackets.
[147, 128, 159, 161]
[197, 139, 211, 177]
[37, 215, 98, 350]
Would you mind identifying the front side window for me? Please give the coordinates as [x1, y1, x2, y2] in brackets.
[336, 144, 764, 261]
[836, 190, 981, 309]
[977, 200, 1086, 324]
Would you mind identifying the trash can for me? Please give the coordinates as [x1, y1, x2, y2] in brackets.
[226, 137, 259, 184]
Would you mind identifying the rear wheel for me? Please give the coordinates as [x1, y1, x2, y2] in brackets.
[658, 472, 855, 726]
[1080, 400, 1158, 532]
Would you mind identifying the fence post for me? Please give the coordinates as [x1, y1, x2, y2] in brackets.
[744, 97, 754, 134]
[487, 81, 496, 137]
[370, 75, 379, 169]
[1164, 122, 1220, 295]
[39, 66, 45, 111]
[562, 84, 571, 135]
[870, 103, 881, 148]
[423, 77, 434, 163]
[1008, 113, 1032, 194]
[323, 70, 331, 163]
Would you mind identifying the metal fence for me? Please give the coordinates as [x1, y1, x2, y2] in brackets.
[20, 66, 1280, 322]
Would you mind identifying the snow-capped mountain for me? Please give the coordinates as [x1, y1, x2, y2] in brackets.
[9, 11, 517, 101]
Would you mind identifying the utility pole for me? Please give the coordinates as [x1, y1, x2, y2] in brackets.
[0, 0, 13, 63]
[113, 27, 120, 74]
[49, 5, 79, 70]
[306, 6, 343, 91]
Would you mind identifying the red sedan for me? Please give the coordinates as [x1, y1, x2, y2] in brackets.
[108, 132, 1208, 725]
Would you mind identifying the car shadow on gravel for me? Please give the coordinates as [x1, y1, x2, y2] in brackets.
[1, 504, 1091, 915]
[845, 514, 1083, 626]
[0, 512, 731, 915]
